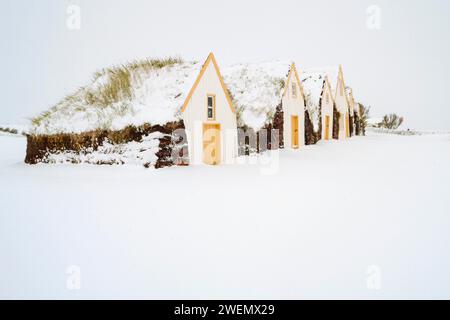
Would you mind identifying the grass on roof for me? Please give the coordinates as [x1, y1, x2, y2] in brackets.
[32, 57, 184, 127]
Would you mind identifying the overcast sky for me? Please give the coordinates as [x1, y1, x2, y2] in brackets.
[2, 0, 450, 130]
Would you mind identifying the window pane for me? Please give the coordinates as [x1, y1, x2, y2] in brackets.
[207, 95, 214, 119]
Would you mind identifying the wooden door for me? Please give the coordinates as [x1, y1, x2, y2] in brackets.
[325, 115, 330, 140]
[203, 123, 221, 165]
[291, 115, 299, 149]
[345, 113, 350, 138]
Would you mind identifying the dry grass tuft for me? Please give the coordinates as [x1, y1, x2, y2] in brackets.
[31, 56, 184, 125]
[85, 67, 132, 107]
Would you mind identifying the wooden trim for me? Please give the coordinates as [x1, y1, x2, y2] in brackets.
[210, 54, 236, 113]
[283, 63, 306, 103]
[181, 55, 211, 113]
[345, 112, 350, 138]
[206, 93, 216, 121]
[181, 53, 235, 114]
[291, 63, 306, 101]
[324, 77, 336, 104]
[338, 65, 351, 109]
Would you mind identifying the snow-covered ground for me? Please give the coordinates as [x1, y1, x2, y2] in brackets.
[1, 132, 450, 299]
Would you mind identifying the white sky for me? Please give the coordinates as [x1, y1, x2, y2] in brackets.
[2, 0, 450, 130]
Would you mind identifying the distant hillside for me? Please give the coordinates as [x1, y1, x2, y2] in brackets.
[0, 124, 28, 136]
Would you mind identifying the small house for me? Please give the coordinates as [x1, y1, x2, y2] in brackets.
[222, 61, 305, 153]
[308, 66, 351, 140]
[332, 65, 351, 140]
[346, 86, 362, 136]
[301, 71, 335, 142]
[181, 53, 238, 165]
[26, 53, 238, 168]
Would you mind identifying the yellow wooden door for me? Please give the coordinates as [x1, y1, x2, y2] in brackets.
[325, 115, 330, 140]
[291, 115, 299, 149]
[345, 113, 350, 138]
[203, 123, 221, 165]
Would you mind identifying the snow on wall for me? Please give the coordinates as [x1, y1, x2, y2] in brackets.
[222, 61, 291, 131]
[31, 61, 201, 135]
[43, 132, 164, 166]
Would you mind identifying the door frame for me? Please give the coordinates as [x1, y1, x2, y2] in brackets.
[202, 123, 221, 165]
[291, 115, 299, 149]
[345, 112, 350, 138]
[324, 115, 330, 140]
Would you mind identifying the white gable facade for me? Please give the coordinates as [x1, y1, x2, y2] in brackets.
[181, 54, 238, 165]
[321, 77, 335, 140]
[301, 70, 335, 142]
[347, 88, 355, 117]
[332, 67, 350, 140]
[282, 64, 305, 149]
[346, 87, 356, 136]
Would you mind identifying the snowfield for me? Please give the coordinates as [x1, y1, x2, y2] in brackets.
[1, 132, 450, 299]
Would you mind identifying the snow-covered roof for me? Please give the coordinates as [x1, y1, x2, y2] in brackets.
[302, 66, 340, 97]
[31, 60, 202, 134]
[301, 71, 326, 107]
[300, 71, 327, 131]
[222, 61, 292, 131]
[346, 86, 355, 103]
[346, 86, 360, 114]
[346, 86, 352, 96]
